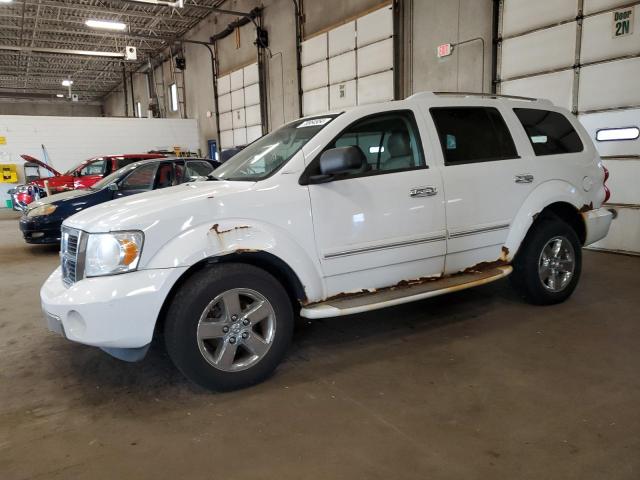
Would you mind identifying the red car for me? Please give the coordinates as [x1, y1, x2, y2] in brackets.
[12, 153, 165, 210]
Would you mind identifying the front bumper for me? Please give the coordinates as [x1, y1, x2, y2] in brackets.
[582, 207, 614, 246]
[19, 215, 62, 244]
[40, 265, 187, 350]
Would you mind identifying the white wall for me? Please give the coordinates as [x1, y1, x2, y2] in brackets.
[0, 115, 199, 205]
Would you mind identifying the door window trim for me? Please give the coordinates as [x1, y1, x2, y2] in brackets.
[429, 106, 520, 166]
[299, 109, 428, 185]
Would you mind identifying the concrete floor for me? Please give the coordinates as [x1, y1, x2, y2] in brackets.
[0, 208, 638, 480]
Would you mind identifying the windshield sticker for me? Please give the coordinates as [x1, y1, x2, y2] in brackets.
[297, 118, 332, 128]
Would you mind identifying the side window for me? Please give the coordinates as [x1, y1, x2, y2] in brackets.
[328, 111, 425, 175]
[155, 163, 174, 189]
[183, 161, 214, 182]
[116, 157, 139, 169]
[79, 159, 107, 176]
[120, 163, 157, 192]
[430, 107, 518, 165]
[514, 108, 584, 155]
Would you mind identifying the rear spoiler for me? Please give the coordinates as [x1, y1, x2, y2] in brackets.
[20, 154, 61, 177]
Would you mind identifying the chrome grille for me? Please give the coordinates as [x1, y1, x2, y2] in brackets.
[61, 227, 82, 287]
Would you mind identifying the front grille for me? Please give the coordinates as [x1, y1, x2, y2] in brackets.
[61, 227, 82, 287]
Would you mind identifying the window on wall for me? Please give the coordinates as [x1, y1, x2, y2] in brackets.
[136, 101, 142, 118]
[430, 107, 518, 165]
[514, 108, 583, 155]
[169, 83, 178, 112]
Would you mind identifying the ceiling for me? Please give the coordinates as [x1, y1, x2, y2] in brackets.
[0, 0, 226, 102]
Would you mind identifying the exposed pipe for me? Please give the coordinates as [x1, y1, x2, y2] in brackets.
[208, 7, 262, 43]
[122, 64, 129, 116]
[491, 0, 500, 94]
[292, 0, 303, 118]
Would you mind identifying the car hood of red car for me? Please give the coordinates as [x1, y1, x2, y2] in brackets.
[20, 154, 62, 177]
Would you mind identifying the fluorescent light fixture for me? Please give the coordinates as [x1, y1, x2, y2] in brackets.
[61, 79, 73, 86]
[596, 127, 639, 142]
[170, 83, 178, 112]
[85, 19, 127, 31]
[56, 94, 64, 98]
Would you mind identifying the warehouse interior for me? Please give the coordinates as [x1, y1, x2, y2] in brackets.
[0, 0, 639, 478]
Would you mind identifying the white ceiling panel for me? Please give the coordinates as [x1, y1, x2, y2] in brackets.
[302, 87, 329, 116]
[217, 74, 231, 95]
[357, 70, 394, 105]
[501, 0, 577, 37]
[330, 80, 357, 109]
[500, 22, 577, 79]
[578, 57, 640, 111]
[356, 6, 393, 47]
[329, 21, 356, 57]
[231, 88, 245, 110]
[301, 33, 327, 66]
[581, 10, 640, 63]
[230, 69, 244, 91]
[243, 63, 259, 86]
[245, 104, 262, 126]
[500, 70, 574, 111]
[219, 111, 233, 131]
[329, 51, 357, 84]
[246, 125, 263, 144]
[357, 38, 393, 77]
[244, 83, 261, 107]
[301, 60, 329, 91]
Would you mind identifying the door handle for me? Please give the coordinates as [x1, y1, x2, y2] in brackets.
[409, 186, 438, 197]
[515, 174, 534, 184]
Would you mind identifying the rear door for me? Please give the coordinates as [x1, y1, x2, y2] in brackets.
[305, 109, 447, 296]
[426, 105, 536, 273]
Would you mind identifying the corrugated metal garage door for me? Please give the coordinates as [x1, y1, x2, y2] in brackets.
[217, 62, 262, 149]
[300, 2, 394, 116]
[497, 0, 640, 254]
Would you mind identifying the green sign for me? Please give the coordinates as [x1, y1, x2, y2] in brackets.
[613, 7, 634, 38]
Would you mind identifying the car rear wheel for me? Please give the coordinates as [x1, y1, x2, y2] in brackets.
[510, 217, 582, 305]
[164, 263, 294, 391]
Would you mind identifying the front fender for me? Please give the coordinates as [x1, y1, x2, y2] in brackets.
[503, 180, 587, 260]
[142, 219, 325, 302]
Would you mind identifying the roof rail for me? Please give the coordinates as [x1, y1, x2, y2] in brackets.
[433, 91, 552, 104]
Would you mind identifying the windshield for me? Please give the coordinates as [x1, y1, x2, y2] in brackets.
[90, 164, 135, 190]
[211, 115, 337, 181]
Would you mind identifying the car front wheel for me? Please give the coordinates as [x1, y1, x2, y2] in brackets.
[164, 263, 294, 391]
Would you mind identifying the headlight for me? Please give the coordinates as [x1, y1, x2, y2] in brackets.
[26, 204, 57, 217]
[84, 231, 144, 277]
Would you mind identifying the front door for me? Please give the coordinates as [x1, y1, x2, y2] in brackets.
[426, 105, 537, 273]
[306, 109, 447, 297]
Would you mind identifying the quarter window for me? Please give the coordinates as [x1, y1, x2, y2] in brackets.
[329, 111, 425, 175]
[514, 108, 583, 155]
[430, 107, 518, 165]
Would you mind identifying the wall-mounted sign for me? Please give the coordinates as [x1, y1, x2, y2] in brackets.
[613, 6, 634, 38]
[437, 43, 453, 58]
[0, 136, 6, 145]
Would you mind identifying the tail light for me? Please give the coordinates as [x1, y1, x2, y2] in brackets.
[603, 165, 611, 203]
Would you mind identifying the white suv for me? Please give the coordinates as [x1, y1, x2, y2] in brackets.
[41, 92, 613, 391]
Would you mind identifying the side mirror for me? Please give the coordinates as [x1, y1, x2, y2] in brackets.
[309, 146, 366, 184]
[107, 183, 118, 191]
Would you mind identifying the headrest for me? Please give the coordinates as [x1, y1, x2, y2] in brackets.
[387, 132, 411, 157]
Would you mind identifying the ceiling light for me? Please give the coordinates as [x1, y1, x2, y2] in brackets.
[85, 19, 127, 31]
[56, 94, 64, 98]
[61, 79, 73, 86]
[0, 0, 14, 4]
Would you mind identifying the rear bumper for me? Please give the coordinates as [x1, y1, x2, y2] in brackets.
[582, 207, 614, 246]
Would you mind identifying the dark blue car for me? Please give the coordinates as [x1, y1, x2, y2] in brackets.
[19, 157, 219, 244]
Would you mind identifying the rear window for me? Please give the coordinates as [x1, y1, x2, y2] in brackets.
[514, 108, 583, 155]
[430, 107, 518, 165]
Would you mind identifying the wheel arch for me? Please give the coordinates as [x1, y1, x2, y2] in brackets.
[153, 251, 307, 341]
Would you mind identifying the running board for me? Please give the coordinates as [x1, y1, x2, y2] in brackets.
[300, 266, 513, 319]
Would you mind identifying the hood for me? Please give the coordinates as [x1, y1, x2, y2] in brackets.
[21, 154, 61, 177]
[28, 188, 94, 209]
[64, 180, 255, 233]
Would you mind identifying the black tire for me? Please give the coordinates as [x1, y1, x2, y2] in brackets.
[164, 263, 294, 391]
[510, 217, 582, 305]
